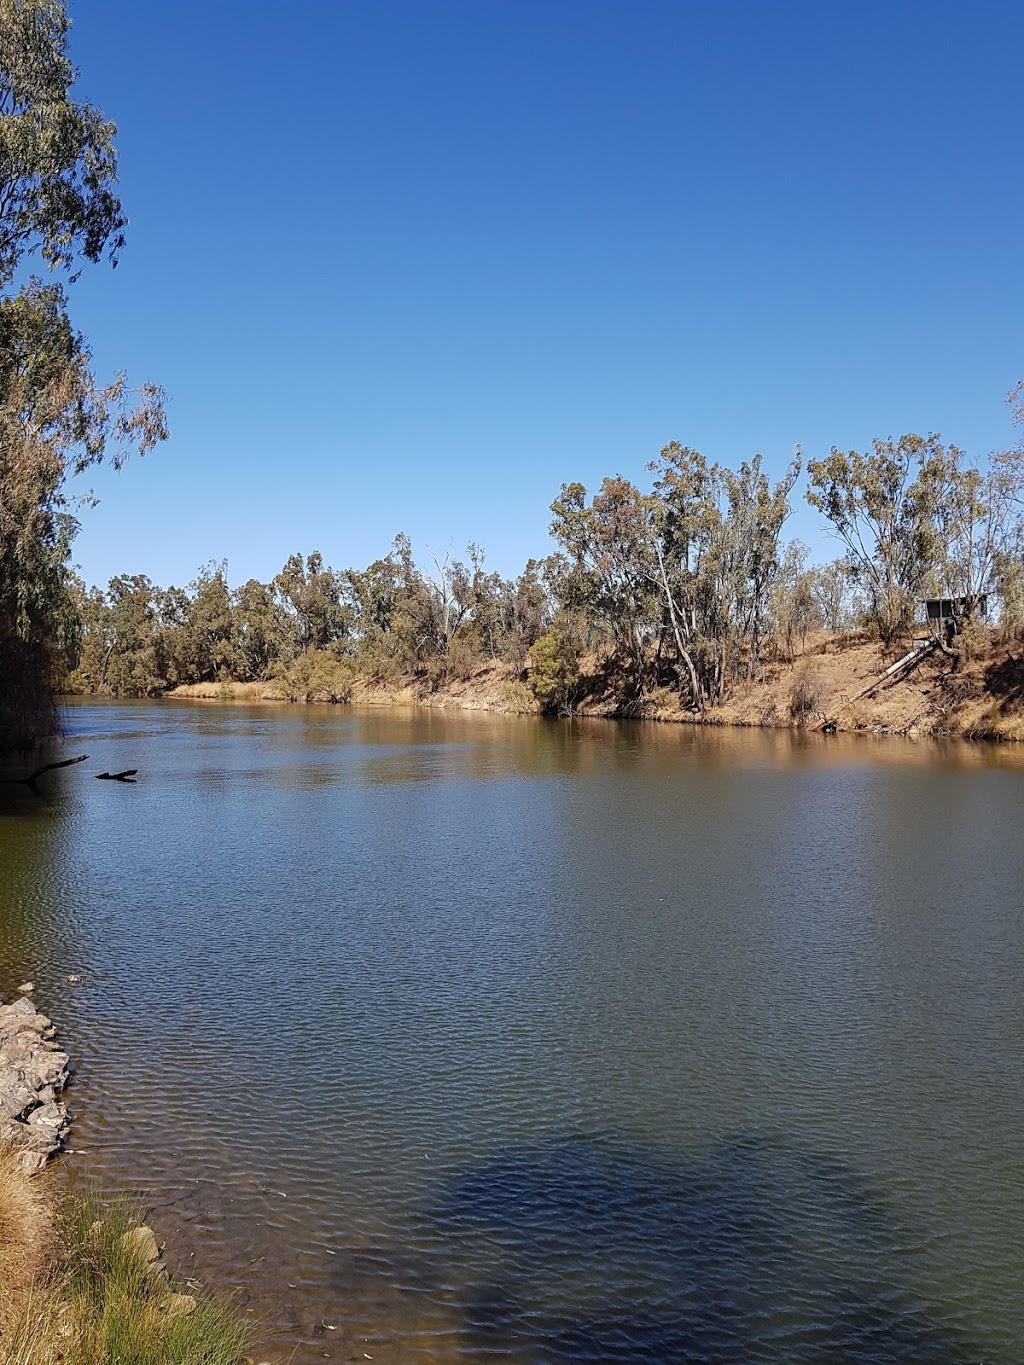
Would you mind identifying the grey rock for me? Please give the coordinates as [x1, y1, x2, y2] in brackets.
[28, 1101, 66, 1131]
[14, 1147, 48, 1174]
[0, 998, 72, 1173]
[122, 1224, 166, 1276]
[31, 1051, 69, 1088]
[161, 1293, 197, 1317]
[0, 1082, 36, 1119]
[21, 1125, 59, 1155]
[123, 1223, 161, 1261]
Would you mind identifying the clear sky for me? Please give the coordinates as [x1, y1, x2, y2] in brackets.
[63, 0, 1023, 590]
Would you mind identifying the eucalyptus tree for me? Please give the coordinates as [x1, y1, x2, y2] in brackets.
[101, 575, 165, 697]
[646, 445, 799, 707]
[179, 561, 237, 683]
[645, 445, 724, 707]
[421, 543, 479, 677]
[233, 577, 293, 681]
[273, 552, 354, 654]
[930, 447, 1023, 624]
[807, 435, 1024, 644]
[506, 558, 552, 668]
[0, 0, 166, 749]
[806, 435, 948, 645]
[771, 541, 820, 660]
[720, 452, 801, 678]
[809, 559, 854, 632]
[549, 476, 659, 697]
[347, 550, 407, 679]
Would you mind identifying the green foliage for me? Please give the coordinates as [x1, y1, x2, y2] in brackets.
[809, 558, 855, 632]
[233, 577, 293, 681]
[57, 411, 1024, 714]
[549, 475, 658, 684]
[0, 3, 167, 751]
[528, 625, 580, 713]
[274, 551, 353, 652]
[547, 445, 800, 710]
[807, 434, 1024, 646]
[54, 1184, 250, 1365]
[0, 0, 127, 286]
[275, 646, 354, 703]
[652, 445, 800, 706]
[806, 435, 944, 645]
[498, 680, 538, 714]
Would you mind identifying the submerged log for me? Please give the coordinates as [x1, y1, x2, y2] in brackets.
[96, 769, 138, 782]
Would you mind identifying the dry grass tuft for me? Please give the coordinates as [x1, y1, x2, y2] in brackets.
[0, 1150, 251, 1365]
[0, 1148, 53, 1343]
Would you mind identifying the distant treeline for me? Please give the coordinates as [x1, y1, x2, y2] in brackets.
[66, 433, 1024, 714]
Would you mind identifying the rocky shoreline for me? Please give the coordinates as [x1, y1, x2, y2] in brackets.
[0, 992, 72, 1172]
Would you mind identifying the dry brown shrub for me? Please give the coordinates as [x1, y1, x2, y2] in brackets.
[954, 618, 991, 664]
[789, 667, 827, 721]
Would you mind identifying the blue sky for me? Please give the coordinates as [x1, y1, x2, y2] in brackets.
[63, 0, 1023, 590]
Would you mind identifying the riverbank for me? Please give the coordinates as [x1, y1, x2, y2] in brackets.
[0, 996, 253, 1364]
[160, 630, 1024, 741]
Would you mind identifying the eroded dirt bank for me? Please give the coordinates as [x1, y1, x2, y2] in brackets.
[163, 631, 1024, 742]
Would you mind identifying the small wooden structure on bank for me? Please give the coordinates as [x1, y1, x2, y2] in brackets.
[920, 594, 989, 633]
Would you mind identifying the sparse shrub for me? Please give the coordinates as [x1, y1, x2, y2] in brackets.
[954, 617, 990, 664]
[445, 633, 479, 683]
[789, 667, 827, 721]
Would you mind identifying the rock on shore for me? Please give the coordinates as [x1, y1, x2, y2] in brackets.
[0, 994, 72, 1172]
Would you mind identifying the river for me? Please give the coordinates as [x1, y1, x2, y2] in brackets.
[1, 701, 1022, 1362]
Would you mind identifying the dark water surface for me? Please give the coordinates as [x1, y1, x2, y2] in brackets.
[2, 701, 1023, 1362]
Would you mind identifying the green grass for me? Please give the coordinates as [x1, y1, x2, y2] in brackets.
[1, 1170, 252, 1365]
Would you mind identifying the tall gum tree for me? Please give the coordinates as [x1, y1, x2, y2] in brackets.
[0, 0, 166, 752]
[805, 435, 946, 646]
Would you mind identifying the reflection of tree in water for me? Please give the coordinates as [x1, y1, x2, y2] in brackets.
[434, 1134, 980, 1363]
[0, 774, 80, 997]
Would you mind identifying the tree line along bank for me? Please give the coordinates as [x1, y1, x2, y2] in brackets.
[63, 429, 1024, 720]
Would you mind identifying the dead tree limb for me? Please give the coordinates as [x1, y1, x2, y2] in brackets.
[96, 769, 138, 782]
[2, 755, 89, 787]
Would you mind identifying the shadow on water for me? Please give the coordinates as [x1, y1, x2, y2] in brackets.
[431, 1134, 982, 1364]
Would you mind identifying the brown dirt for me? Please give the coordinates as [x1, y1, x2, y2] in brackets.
[636, 630, 1024, 740]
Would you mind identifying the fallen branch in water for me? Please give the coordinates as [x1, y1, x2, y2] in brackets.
[95, 769, 138, 782]
[2, 755, 89, 787]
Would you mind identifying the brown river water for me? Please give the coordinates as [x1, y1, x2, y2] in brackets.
[1, 700, 1023, 1363]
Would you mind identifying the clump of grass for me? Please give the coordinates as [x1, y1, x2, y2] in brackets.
[0, 1153, 251, 1365]
[0, 1148, 52, 1343]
